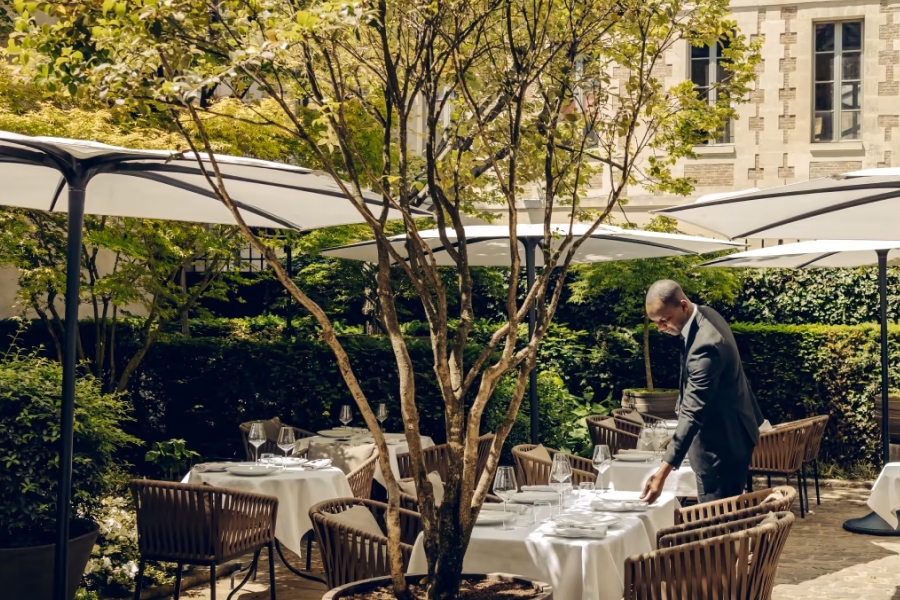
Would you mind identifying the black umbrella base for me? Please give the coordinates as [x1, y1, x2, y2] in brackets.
[843, 511, 900, 536]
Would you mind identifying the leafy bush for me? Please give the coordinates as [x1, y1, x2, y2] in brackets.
[145, 439, 201, 481]
[0, 349, 138, 545]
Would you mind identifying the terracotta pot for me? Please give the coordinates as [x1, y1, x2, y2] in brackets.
[0, 520, 99, 600]
[322, 573, 553, 600]
[624, 389, 679, 420]
[875, 394, 900, 444]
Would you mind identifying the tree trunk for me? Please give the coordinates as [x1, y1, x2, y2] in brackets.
[180, 268, 190, 338]
[428, 513, 466, 600]
[643, 314, 653, 392]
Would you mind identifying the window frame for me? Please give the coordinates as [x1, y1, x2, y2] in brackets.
[689, 37, 734, 145]
[811, 19, 864, 143]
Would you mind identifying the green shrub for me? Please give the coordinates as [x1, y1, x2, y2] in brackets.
[0, 349, 138, 545]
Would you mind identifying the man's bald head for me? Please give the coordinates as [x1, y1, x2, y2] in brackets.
[645, 279, 693, 336]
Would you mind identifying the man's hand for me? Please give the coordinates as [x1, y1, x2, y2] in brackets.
[641, 462, 674, 504]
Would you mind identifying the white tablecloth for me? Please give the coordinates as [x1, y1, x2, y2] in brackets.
[185, 466, 352, 554]
[407, 492, 677, 600]
[606, 460, 698, 497]
[868, 462, 900, 528]
[296, 433, 434, 486]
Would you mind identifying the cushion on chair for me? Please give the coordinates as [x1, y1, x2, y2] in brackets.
[329, 505, 384, 538]
[309, 442, 375, 475]
[240, 417, 283, 442]
[398, 472, 445, 506]
[621, 410, 645, 426]
[523, 444, 553, 464]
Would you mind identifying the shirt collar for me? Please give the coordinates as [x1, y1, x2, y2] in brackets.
[682, 304, 698, 346]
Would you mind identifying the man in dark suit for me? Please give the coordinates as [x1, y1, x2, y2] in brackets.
[640, 280, 764, 503]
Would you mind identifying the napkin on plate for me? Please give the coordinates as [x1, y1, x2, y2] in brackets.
[521, 485, 558, 492]
[550, 526, 608, 539]
[193, 462, 233, 473]
[590, 498, 648, 512]
[306, 459, 334, 470]
[511, 491, 560, 504]
[480, 502, 528, 514]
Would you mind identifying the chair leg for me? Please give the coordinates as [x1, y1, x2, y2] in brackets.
[746, 473, 753, 492]
[133, 559, 145, 600]
[801, 464, 809, 514]
[306, 535, 313, 571]
[268, 543, 277, 600]
[797, 473, 806, 519]
[210, 564, 217, 600]
[814, 460, 822, 505]
[173, 561, 184, 600]
[767, 475, 771, 488]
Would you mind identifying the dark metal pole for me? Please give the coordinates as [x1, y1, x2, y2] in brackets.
[525, 239, 539, 444]
[285, 244, 293, 333]
[878, 249, 891, 466]
[54, 182, 87, 600]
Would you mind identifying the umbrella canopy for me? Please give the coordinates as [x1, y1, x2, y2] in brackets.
[656, 169, 900, 240]
[322, 223, 744, 265]
[324, 223, 742, 445]
[0, 131, 423, 229]
[0, 130, 424, 600]
[702, 239, 900, 268]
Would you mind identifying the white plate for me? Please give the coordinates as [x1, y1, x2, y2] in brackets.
[261, 457, 307, 466]
[317, 429, 356, 438]
[548, 526, 608, 539]
[614, 453, 654, 462]
[556, 514, 621, 528]
[510, 492, 560, 504]
[475, 513, 512, 526]
[225, 465, 279, 477]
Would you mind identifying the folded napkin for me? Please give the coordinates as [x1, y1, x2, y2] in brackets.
[521, 485, 558, 492]
[590, 499, 648, 512]
[480, 502, 528, 514]
[759, 419, 774, 432]
[511, 491, 560, 504]
[193, 462, 234, 473]
[542, 523, 608, 539]
[306, 458, 333, 470]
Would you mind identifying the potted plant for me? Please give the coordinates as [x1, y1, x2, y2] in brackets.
[16, 0, 757, 596]
[571, 217, 741, 418]
[0, 349, 137, 600]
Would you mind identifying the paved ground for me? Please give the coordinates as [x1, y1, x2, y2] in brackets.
[168, 484, 899, 600]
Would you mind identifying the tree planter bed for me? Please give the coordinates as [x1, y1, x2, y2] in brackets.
[322, 574, 552, 600]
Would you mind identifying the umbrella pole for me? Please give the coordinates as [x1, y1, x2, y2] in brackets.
[878, 249, 891, 466]
[53, 183, 87, 600]
[525, 238, 539, 444]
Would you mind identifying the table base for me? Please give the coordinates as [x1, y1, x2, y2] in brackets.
[843, 511, 900, 536]
[227, 549, 267, 600]
[275, 539, 326, 584]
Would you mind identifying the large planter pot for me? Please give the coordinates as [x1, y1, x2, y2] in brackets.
[0, 520, 99, 600]
[623, 389, 679, 420]
[875, 394, 900, 444]
[322, 573, 553, 600]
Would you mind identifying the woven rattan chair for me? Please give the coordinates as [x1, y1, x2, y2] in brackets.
[310, 498, 421, 589]
[749, 421, 811, 517]
[348, 449, 379, 500]
[586, 415, 639, 455]
[625, 511, 795, 600]
[240, 418, 316, 461]
[612, 408, 665, 424]
[131, 479, 278, 600]
[511, 444, 596, 487]
[774, 415, 830, 511]
[396, 433, 495, 484]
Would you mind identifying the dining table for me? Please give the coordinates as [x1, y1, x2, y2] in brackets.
[407, 491, 677, 600]
[868, 462, 900, 528]
[605, 456, 698, 497]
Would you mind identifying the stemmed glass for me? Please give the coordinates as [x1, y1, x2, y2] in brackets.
[592, 445, 612, 493]
[248, 421, 266, 464]
[549, 454, 572, 513]
[493, 466, 518, 528]
[638, 426, 656, 456]
[653, 421, 669, 460]
[277, 426, 295, 470]
[376, 403, 388, 428]
[339, 405, 352, 428]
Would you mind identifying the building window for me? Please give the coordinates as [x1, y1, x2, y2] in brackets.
[813, 21, 862, 142]
[691, 39, 733, 144]
[189, 243, 269, 273]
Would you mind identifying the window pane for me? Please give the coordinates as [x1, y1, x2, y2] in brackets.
[717, 119, 733, 144]
[816, 23, 835, 52]
[842, 22, 862, 51]
[814, 112, 834, 142]
[691, 60, 709, 87]
[841, 111, 861, 140]
[691, 44, 710, 59]
[815, 83, 834, 111]
[716, 61, 732, 86]
[815, 54, 834, 81]
[842, 52, 861, 80]
[841, 82, 861, 109]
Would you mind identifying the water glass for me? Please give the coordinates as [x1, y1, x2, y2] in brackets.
[638, 426, 656, 453]
[248, 421, 266, 464]
[533, 501, 553, 523]
[593, 445, 612, 492]
[653, 421, 669, 459]
[493, 466, 518, 523]
[578, 481, 595, 502]
[277, 426, 295, 469]
[376, 403, 388, 426]
[260, 453, 274, 464]
[550, 454, 573, 513]
[339, 405, 352, 427]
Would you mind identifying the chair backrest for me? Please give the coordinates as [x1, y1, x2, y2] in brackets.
[625, 511, 795, 600]
[800, 415, 829, 463]
[612, 408, 664, 424]
[751, 421, 810, 474]
[474, 433, 495, 487]
[675, 485, 797, 525]
[397, 433, 495, 485]
[511, 445, 595, 487]
[309, 498, 420, 589]
[239, 418, 316, 461]
[347, 449, 380, 499]
[130, 479, 277, 563]
[586, 415, 638, 455]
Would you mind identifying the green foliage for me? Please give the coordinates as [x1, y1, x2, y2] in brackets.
[0, 348, 138, 544]
[145, 439, 201, 481]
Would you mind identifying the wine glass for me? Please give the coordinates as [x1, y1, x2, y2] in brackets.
[248, 421, 266, 464]
[639, 426, 656, 455]
[592, 445, 612, 493]
[549, 454, 572, 513]
[277, 426, 295, 470]
[653, 421, 669, 459]
[493, 466, 518, 528]
[376, 403, 388, 427]
[339, 405, 352, 428]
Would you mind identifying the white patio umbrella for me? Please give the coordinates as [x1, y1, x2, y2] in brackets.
[701, 239, 900, 535]
[323, 223, 744, 443]
[0, 131, 425, 600]
[656, 170, 900, 468]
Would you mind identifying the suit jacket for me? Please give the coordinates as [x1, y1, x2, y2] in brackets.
[662, 306, 764, 474]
